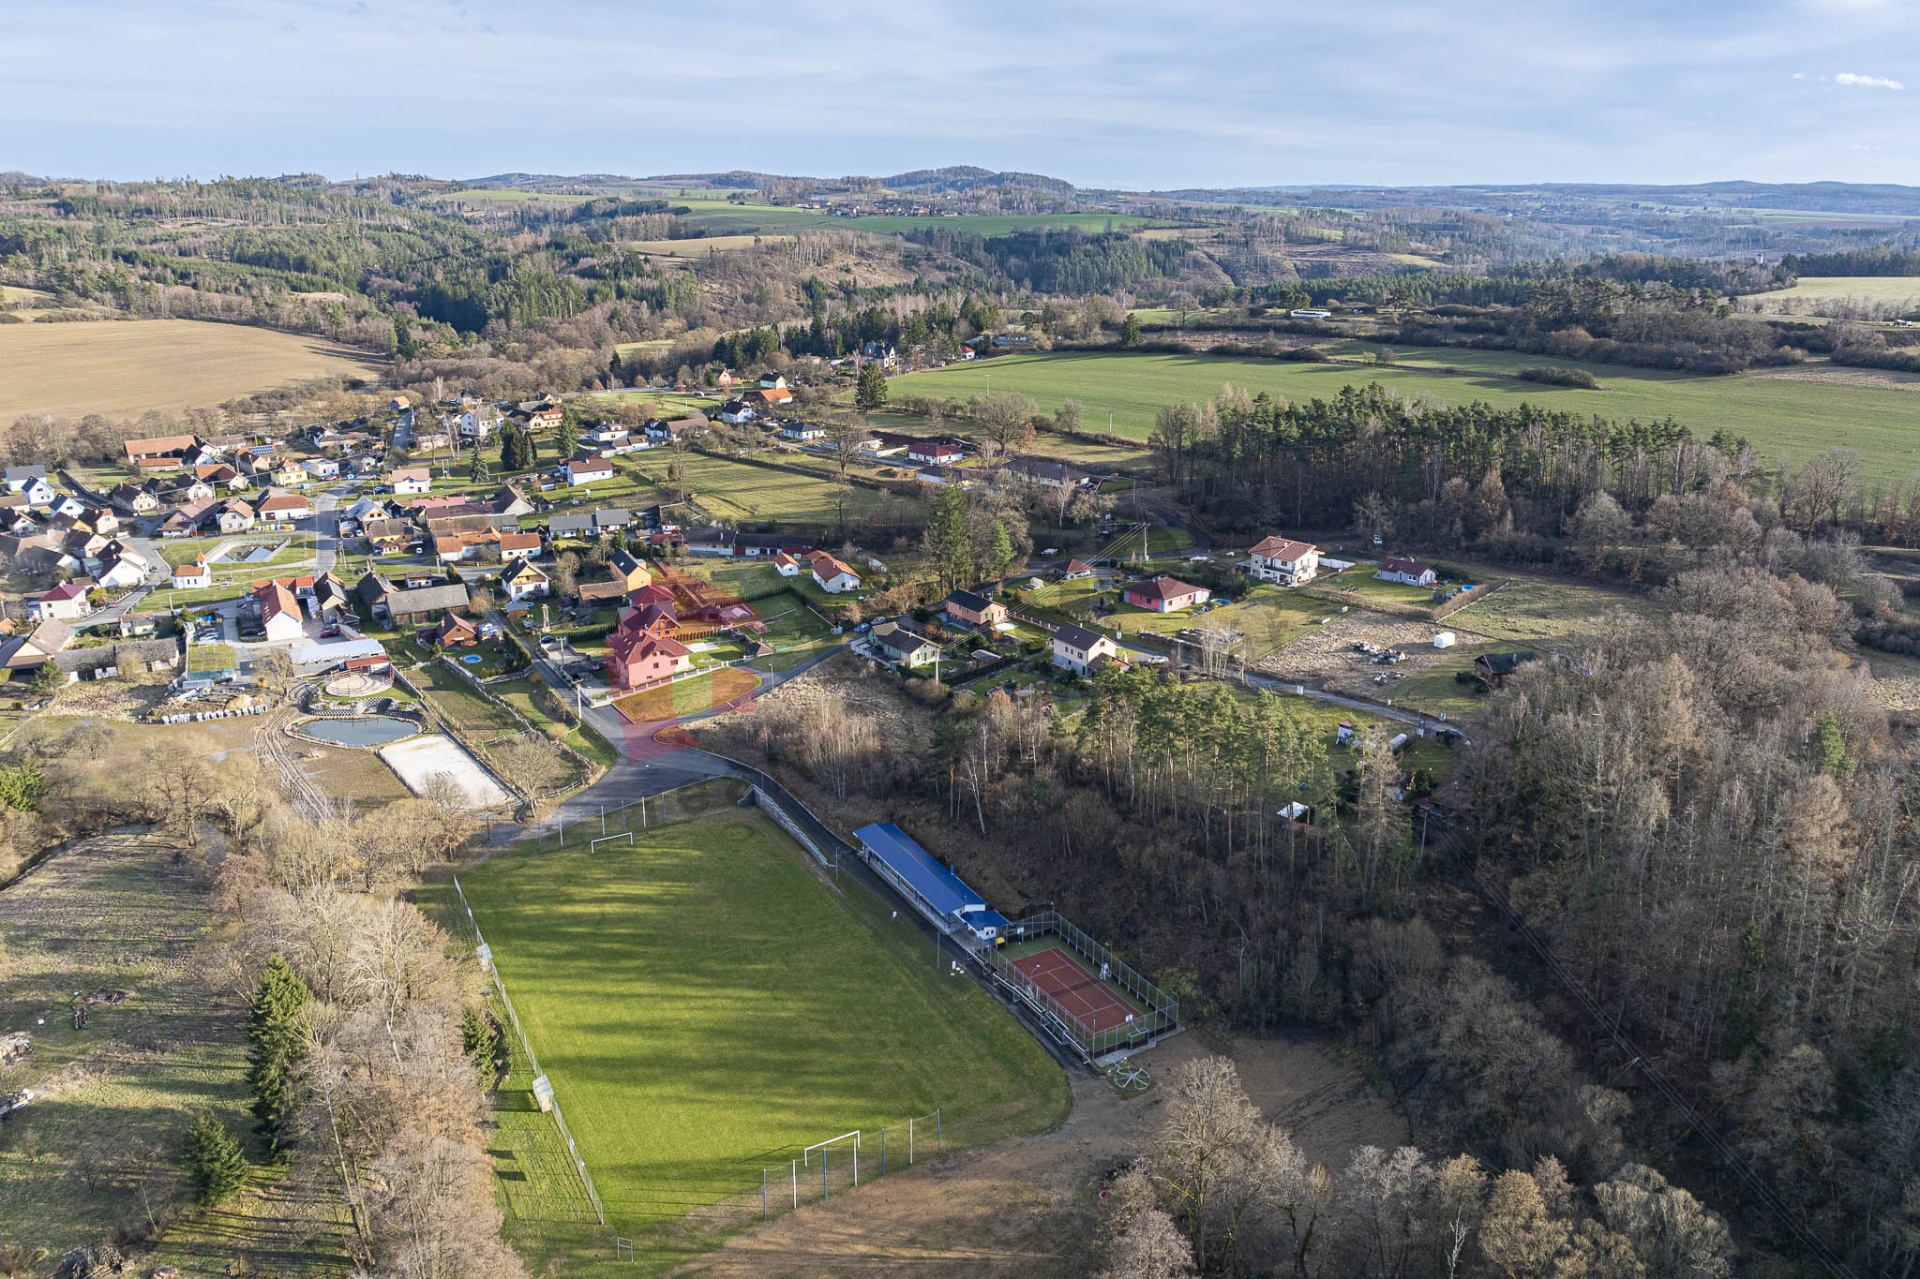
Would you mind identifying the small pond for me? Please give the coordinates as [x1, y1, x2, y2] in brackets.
[295, 715, 418, 747]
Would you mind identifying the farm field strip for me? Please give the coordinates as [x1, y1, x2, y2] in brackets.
[0, 319, 383, 421]
[896, 350, 1920, 478]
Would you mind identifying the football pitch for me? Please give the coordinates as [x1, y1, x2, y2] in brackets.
[457, 803, 1070, 1234]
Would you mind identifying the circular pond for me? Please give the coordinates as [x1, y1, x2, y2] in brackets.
[294, 715, 418, 748]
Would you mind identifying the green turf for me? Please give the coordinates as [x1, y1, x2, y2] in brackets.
[671, 453, 925, 527]
[895, 349, 1920, 478]
[457, 809, 1069, 1239]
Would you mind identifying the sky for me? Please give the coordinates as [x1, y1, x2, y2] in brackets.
[6, 0, 1917, 189]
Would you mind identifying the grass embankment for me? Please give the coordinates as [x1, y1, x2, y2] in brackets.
[458, 806, 1068, 1270]
[612, 668, 760, 724]
[0, 833, 353, 1275]
[896, 349, 1920, 478]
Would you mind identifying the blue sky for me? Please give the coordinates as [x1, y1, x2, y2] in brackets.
[6, 0, 1916, 188]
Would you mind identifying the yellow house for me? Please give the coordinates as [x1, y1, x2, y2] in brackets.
[608, 548, 652, 592]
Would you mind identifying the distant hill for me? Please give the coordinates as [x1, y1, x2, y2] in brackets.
[1167, 180, 1920, 219]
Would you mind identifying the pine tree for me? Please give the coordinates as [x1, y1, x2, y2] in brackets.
[1121, 312, 1143, 347]
[246, 955, 313, 1149]
[987, 520, 1015, 581]
[181, 1112, 248, 1204]
[855, 362, 888, 412]
[469, 444, 492, 485]
[497, 424, 520, 472]
[461, 1006, 495, 1085]
[554, 420, 579, 460]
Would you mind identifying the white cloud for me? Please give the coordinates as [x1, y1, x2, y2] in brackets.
[1835, 72, 1903, 88]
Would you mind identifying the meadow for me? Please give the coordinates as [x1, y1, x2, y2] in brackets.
[0, 319, 382, 421]
[672, 453, 925, 527]
[896, 348, 1920, 478]
[457, 807, 1068, 1245]
[1749, 276, 1920, 315]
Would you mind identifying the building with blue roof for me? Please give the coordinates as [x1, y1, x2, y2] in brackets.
[853, 822, 1004, 941]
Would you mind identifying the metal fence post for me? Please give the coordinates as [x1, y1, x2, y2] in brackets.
[881, 1127, 886, 1175]
[763, 1168, 768, 1220]
[936, 1109, 942, 1154]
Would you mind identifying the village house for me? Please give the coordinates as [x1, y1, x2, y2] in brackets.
[1248, 536, 1321, 586]
[0, 618, 73, 674]
[123, 434, 199, 465]
[254, 580, 306, 643]
[524, 405, 564, 433]
[215, 499, 256, 534]
[500, 557, 550, 601]
[781, 422, 825, 442]
[361, 517, 418, 554]
[272, 461, 310, 489]
[607, 548, 652, 591]
[567, 456, 615, 487]
[605, 613, 693, 690]
[434, 612, 478, 648]
[871, 618, 939, 667]
[29, 582, 94, 623]
[686, 526, 735, 557]
[256, 490, 312, 527]
[908, 441, 964, 465]
[860, 340, 899, 369]
[94, 545, 149, 591]
[1475, 650, 1538, 687]
[808, 551, 861, 594]
[354, 574, 471, 625]
[1123, 575, 1211, 613]
[717, 399, 757, 425]
[943, 588, 1008, 630]
[108, 483, 162, 515]
[392, 467, 432, 495]
[1061, 558, 1097, 580]
[1051, 622, 1119, 675]
[772, 550, 801, 577]
[1377, 558, 1437, 588]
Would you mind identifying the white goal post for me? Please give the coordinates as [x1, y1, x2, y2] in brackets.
[803, 1130, 861, 1166]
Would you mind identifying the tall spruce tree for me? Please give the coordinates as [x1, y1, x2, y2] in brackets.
[246, 955, 313, 1149]
[469, 443, 492, 485]
[855, 362, 889, 411]
[553, 419, 579, 460]
[181, 1112, 248, 1204]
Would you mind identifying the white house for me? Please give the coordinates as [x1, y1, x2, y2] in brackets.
[303, 457, 340, 480]
[1377, 558, 1437, 588]
[717, 399, 757, 426]
[392, 467, 432, 495]
[3, 466, 45, 495]
[772, 551, 801, 577]
[173, 559, 212, 589]
[499, 556, 550, 602]
[95, 552, 146, 591]
[28, 582, 93, 622]
[567, 457, 615, 487]
[1051, 621, 1119, 675]
[254, 581, 306, 643]
[1248, 536, 1320, 585]
[908, 441, 963, 465]
[586, 424, 630, 447]
[782, 422, 825, 442]
[808, 550, 861, 594]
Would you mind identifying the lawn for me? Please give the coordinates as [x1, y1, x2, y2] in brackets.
[457, 807, 1068, 1251]
[612, 668, 760, 723]
[895, 349, 1920, 479]
[667, 453, 923, 529]
[0, 319, 382, 422]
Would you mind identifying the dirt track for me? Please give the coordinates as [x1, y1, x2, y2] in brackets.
[671, 1033, 1402, 1278]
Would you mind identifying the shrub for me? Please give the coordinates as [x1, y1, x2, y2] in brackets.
[1517, 365, 1601, 389]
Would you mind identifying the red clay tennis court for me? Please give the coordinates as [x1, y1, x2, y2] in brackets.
[1010, 945, 1139, 1034]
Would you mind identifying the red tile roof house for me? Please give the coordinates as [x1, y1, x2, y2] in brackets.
[28, 582, 93, 623]
[1376, 558, 1438, 588]
[605, 614, 693, 691]
[907, 441, 964, 465]
[1123, 575, 1211, 613]
[1247, 536, 1321, 585]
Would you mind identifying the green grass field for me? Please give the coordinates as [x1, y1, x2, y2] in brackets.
[674, 453, 925, 527]
[457, 807, 1068, 1248]
[1749, 276, 1920, 315]
[896, 349, 1920, 478]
